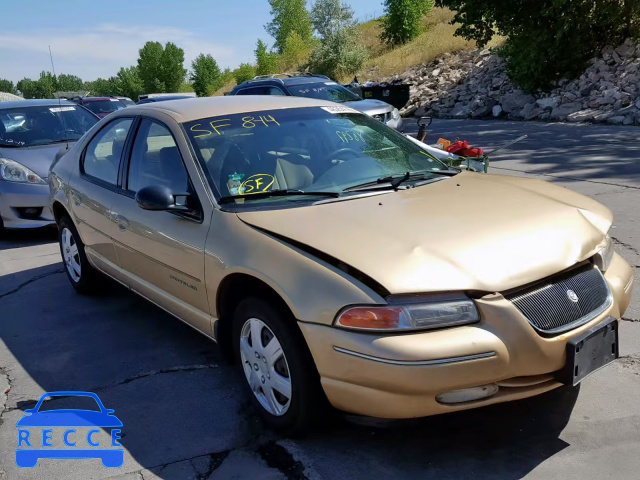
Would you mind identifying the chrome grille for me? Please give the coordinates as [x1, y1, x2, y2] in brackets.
[504, 264, 611, 335]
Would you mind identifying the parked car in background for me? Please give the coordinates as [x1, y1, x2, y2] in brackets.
[50, 97, 632, 434]
[0, 99, 99, 231]
[73, 97, 127, 118]
[136, 94, 195, 105]
[115, 96, 135, 107]
[230, 73, 403, 130]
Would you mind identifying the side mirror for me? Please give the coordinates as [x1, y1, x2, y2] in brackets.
[135, 185, 190, 212]
[24, 409, 35, 415]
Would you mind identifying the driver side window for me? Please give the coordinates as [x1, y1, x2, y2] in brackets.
[83, 118, 133, 186]
[126, 119, 189, 194]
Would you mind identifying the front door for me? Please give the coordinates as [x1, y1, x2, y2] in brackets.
[110, 118, 213, 335]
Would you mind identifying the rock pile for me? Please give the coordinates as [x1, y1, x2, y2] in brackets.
[395, 39, 640, 125]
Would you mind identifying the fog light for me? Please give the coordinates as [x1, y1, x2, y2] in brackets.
[15, 207, 43, 219]
[436, 384, 499, 404]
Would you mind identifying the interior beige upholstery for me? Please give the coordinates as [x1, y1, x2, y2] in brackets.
[273, 158, 314, 190]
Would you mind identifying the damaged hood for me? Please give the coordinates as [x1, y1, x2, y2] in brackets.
[236, 172, 613, 294]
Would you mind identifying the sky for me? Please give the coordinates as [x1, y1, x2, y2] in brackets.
[0, 0, 385, 84]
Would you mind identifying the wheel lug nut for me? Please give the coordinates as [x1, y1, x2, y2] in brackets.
[253, 363, 259, 371]
[262, 357, 267, 363]
[255, 352, 260, 358]
[261, 375, 265, 384]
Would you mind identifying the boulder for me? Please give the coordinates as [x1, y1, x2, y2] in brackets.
[607, 115, 626, 125]
[550, 102, 583, 119]
[492, 105, 503, 117]
[536, 96, 560, 110]
[501, 91, 535, 113]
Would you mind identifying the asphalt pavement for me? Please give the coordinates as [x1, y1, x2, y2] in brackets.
[0, 119, 638, 480]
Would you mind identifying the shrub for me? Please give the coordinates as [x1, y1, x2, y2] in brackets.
[380, 0, 434, 46]
[234, 63, 257, 84]
[308, 26, 368, 79]
[436, 0, 640, 92]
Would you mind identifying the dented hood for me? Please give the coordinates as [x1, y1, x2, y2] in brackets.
[236, 172, 613, 294]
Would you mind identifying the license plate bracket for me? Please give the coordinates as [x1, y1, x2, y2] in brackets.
[557, 316, 618, 386]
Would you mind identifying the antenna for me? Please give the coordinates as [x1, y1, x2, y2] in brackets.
[49, 45, 69, 149]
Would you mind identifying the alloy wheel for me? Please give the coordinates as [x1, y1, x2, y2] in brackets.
[239, 318, 292, 416]
[61, 227, 81, 283]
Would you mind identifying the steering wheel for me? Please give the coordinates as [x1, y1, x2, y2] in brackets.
[326, 147, 361, 164]
[55, 129, 77, 137]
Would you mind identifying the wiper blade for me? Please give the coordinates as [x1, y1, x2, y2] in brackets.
[219, 189, 340, 204]
[0, 142, 22, 148]
[343, 169, 456, 193]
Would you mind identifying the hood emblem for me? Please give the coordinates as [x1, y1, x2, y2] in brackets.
[567, 289, 579, 303]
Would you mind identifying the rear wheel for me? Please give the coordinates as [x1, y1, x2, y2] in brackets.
[58, 216, 101, 294]
[232, 297, 327, 435]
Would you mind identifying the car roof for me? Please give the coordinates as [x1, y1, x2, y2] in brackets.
[236, 76, 334, 89]
[0, 99, 76, 109]
[124, 96, 341, 123]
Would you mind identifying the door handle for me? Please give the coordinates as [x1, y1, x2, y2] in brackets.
[115, 214, 129, 231]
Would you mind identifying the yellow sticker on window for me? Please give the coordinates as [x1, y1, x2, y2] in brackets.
[240, 174, 275, 195]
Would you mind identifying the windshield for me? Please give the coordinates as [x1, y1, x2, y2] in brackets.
[288, 82, 361, 103]
[0, 105, 99, 147]
[184, 106, 449, 208]
[118, 98, 136, 107]
[83, 99, 126, 115]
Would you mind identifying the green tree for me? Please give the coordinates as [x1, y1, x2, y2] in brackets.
[115, 66, 144, 100]
[16, 78, 38, 98]
[0, 79, 17, 95]
[380, 0, 433, 46]
[84, 77, 117, 96]
[56, 74, 84, 92]
[436, 0, 640, 91]
[190, 54, 222, 97]
[137, 41, 186, 93]
[255, 39, 280, 76]
[137, 41, 165, 92]
[37, 71, 57, 98]
[265, 0, 313, 52]
[279, 31, 315, 71]
[160, 42, 187, 92]
[308, 26, 368, 79]
[233, 63, 256, 84]
[311, 0, 356, 39]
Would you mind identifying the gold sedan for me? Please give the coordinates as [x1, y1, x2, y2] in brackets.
[49, 97, 634, 433]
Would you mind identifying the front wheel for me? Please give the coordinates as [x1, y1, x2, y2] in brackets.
[232, 297, 327, 435]
[58, 216, 101, 294]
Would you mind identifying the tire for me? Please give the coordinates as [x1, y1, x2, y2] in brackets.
[232, 297, 327, 435]
[58, 216, 101, 294]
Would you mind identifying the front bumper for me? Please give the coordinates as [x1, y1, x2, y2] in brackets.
[0, 180, 55, 229]
[300, 253, 634, 418]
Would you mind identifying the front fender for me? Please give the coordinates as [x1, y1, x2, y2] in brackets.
[205, 209, 383, 325]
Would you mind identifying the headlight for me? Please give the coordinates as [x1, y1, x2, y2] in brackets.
[0, 158, 46, 184]
[390, 108, 400, 120]
[593, 234, 614, 272]
[334, 295, 480, 332]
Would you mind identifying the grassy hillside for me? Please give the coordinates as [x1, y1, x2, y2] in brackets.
[350, 8, 503, 83]
[212, 8, 503, 94]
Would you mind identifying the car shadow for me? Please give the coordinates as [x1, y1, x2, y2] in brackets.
[0, 262, 578, 479]
[0, 226, 58, 251]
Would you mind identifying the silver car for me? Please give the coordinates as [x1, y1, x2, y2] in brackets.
[0, 99, 99, 231]
[230, 74, 403, 130]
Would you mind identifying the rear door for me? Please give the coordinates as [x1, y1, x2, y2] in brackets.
[109, 117, 214, 335]
[69, 117, 134, 273]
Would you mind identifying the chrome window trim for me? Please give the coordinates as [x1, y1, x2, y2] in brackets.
[332, 347, 496, 366]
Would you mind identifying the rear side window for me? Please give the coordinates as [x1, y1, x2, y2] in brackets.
[82, 118, 133, 185]
[236, 86, 286, 96]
